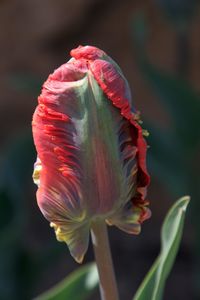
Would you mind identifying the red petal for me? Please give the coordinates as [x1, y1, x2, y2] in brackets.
[88, 58, 150, 204]
[71, 45, 105, 61]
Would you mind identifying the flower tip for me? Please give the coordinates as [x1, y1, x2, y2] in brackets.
[70, 45, 104, 61]
[75, 254, 84, 264]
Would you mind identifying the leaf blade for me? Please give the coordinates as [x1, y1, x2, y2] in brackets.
[34, 263, 98, 300]
[133, 196, 190, 300]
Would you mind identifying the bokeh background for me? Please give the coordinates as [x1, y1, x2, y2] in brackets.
[0, 0, 200, 299]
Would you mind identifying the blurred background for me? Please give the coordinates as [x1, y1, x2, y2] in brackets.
[0, 0, 200, 299]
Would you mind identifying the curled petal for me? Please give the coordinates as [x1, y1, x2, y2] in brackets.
[106, 197, 151, 235]
[50, 221, 90, 263]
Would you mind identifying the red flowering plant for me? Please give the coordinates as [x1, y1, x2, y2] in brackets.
[32, 46, 189, 300]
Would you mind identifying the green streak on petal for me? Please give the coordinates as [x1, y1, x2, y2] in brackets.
[73, 72, 133, 216]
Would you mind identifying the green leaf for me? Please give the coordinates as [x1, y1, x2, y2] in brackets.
[133, 196, 190, 300]
[34, 263, 98, 300]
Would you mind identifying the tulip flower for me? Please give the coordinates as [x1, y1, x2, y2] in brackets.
[32, 45, 150, 266]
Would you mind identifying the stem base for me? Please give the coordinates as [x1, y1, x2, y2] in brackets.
[91, 220, 119, 300]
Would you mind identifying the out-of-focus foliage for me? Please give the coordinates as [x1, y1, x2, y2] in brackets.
[140, 65, 200, 195]
[34, 263, 98, 300]
[0, 132, 65, 300]
[132, 11, 200, 193]
[0, 132, 35, 300]
[133, 196, 190, 300]
[132, 9, 200, 297]
[155, 0, 198, 29]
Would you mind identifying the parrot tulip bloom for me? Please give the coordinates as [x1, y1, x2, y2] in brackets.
[32, 45, 150, 263]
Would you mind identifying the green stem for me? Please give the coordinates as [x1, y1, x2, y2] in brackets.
[91, 220, 119, 300]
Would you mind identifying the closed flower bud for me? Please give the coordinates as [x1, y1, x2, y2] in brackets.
[32, 45, 151, 263]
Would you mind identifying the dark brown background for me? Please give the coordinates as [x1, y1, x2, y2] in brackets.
[0, 1, 200, 299]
